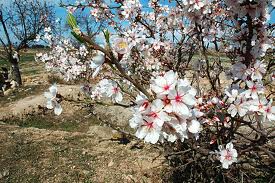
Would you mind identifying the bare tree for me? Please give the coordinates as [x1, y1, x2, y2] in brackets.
[0, 0, 56, 85]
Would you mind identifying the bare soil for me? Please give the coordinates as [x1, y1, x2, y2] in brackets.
[0, 61, 166, 183]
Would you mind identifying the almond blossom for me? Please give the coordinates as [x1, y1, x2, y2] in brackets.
[225, 89, 239, 103]
[36, 0, 275, 176]
[105, 81, 123, 103]
[244, 81, 264, 99]
[168, 86, 196, 116]
[150, 70, 178, 96]
[227, 97, 249, 117]
[114, 38, 129, 55]
[44, 84, 62, 115]
[145, 99, 170, 127]
[262, 100, 275, 122]
[218, 142, 238, 169]
[231, 62, 248, 81]
[248, 60, 266, 81]
[135, 118, 162, 144]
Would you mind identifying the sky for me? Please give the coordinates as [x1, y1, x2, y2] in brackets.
[0, 0, 275, 42]
[53, 0, 275, 27]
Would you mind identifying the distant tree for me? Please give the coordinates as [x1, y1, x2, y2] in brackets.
[0, 0, 56, 85]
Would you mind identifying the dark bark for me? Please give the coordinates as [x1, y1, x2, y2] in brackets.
[0, 9, 23, 86]
[10, 58, 22, 85]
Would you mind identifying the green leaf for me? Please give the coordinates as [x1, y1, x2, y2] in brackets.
[67, 13, 77, 29]
[71, 31, 84, 43]
[103, 30, 110, 44]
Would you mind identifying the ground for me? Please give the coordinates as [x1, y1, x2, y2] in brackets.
[0, 49, 274, 183]
[0, 51, 166, 183]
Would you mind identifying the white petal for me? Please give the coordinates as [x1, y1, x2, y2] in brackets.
[54, 103, 62, 115]
[183, 94, 196, 106]
[129, 113, 142, 128]
[114, 92, 123, 103]
[46, 100, 54, 109]
[222, 161, 229, 169]
[144, 130, 160, 144]
[238, 107, 247, 117]
[92, 65, 102, 78]
[152, 99, 164, 111]
[44, 92, 53, 99]
[267, 113, 275, 121]
[165, 70, 177, 85]
[172, 101, 190, 116]
[49, 84, 57, 97]
[226, 142, 234, 150]
[188, 120, 201, 134]
[135, 127, 147, 140]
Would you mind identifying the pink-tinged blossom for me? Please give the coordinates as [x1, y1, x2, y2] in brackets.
[151, 70, 178, 96]
[135, 118, 161, 144]
[106, 82, 123, 103]
[249, 97, 268, 113]
[162, 95, 173, 113]
[271, 71, 275, 81]
[244, 81, 264, 99]
[44, 84, 62, 115]
[218, 142, 238, 169]
[145, 99, 170, 127]
[168, 86, 196, 116]
[94, 79, 123, 103]
[227, 97, 249, 117]
[135, 93, 150, 112]
[262, 100, 275, 122]
[248, 60, 266, 81]
[190, 0, 205, 10]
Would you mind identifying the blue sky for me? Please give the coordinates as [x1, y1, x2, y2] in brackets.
[54, 1, 275, 25]
[1, 0, 275, 42]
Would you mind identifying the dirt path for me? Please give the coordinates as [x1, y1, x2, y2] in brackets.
[0, 85, 81, 120]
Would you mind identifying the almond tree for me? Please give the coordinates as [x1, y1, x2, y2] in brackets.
[37, 0, 275, 181]
[0, 0, 55, 85]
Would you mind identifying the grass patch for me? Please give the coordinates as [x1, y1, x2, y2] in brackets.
[4, 111, 101, 133]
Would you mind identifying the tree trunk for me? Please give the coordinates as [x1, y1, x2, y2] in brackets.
[11, 58, 22, 86]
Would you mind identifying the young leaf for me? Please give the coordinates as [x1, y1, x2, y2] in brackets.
[71, 31, 84, 43]
[67, 13, 77, 29]
[103, 30, 110, 44]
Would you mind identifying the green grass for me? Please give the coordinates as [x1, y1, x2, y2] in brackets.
[4, 111, 101, 133]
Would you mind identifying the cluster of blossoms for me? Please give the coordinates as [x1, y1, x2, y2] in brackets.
[39, 0, 275, 172]
[90, 79, 123, 103]
[130, 71, 202, 144]
[36, 35, 89, 81]
[35, 27, 53, 43]
[120, 0, 142, 19]
[130, 71, 203, 143]
[226, 60, 275, 122]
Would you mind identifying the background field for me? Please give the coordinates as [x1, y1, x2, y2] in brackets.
[0, 49, 165, 182]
